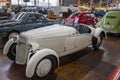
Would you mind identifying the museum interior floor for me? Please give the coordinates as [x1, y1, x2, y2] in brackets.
[0, 34, 120, 80]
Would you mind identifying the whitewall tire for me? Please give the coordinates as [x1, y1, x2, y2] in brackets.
[36, 59, 52, 77]
[32, 55, 57, 80]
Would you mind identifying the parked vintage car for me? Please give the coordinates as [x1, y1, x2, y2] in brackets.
[98, 11, 120, 33]
[65, 11, 98, 26]
[3, 24, 106, 79]
[0, 12, 54, 39]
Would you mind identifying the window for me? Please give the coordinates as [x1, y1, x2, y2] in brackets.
[39, 15, 46, 21]
[12, 13, 20, 20]
[18, 13, 25, 21]
[90, 14, 95, 17]
[70, 13, 80, 17]
[13, 13, 25, 21]
[34, 14, 40, 21]
[106, 16, 117, 19]
[27, 14, 37, 22]
[77, 24, 91, 34]
[84, 14, 91, 18]
[73, 13, 80, 17]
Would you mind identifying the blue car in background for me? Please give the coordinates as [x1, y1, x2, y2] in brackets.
[94, 10, 107, 16]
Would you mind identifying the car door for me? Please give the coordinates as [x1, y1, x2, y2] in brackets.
[65, 34, 76, 51]
[64, 25, 91, 52]
[75, 34, 91, 49]
[63, 27, 77, 52]
[74, 25, 92, 49]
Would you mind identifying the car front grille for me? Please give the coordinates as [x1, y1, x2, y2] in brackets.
[16, 35, 28, 64]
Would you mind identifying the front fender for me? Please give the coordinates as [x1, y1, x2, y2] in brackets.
[94, 28, 106, 39]
[3, 38, 17, 55]
[31, 43, 39, 51]
[26, 48, 59, 78]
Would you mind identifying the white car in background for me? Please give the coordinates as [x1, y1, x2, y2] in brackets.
[3, 24, 106, 80]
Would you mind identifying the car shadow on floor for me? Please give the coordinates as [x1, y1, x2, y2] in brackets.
[50, 47, 114, 80]
[7, 63, 31, 80]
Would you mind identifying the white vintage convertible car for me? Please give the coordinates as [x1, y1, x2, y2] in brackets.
[3, 24, 106, 80]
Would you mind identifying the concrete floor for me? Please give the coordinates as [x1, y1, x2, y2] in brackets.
[0, 35, 120, 80]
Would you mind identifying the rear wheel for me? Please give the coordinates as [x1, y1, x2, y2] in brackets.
[7, 43, 17, 61]
[32, 55, 57, 80]
[92, 33, 104, 50]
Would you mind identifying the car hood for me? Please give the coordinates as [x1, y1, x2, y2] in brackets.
[0, 20, 19, 27]
[20, 24, 76, 40]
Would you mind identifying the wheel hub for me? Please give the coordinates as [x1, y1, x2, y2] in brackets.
[36, 59, 52, 77]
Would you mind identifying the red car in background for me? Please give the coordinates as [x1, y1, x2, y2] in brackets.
[65, 11, 98, 26]
[107, 63, 120, 80]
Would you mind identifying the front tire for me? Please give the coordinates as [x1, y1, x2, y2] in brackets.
[7, 43, 17, 61]
[32, 55, 57, 80]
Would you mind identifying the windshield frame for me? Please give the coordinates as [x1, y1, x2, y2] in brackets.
[12, 12, 26, 21]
